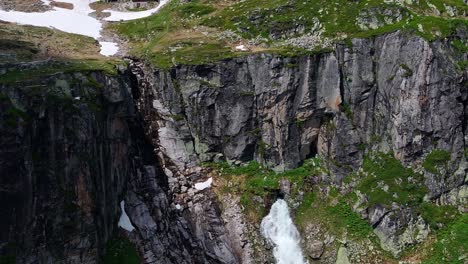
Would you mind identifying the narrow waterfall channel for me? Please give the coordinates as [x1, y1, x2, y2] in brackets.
[261, 199, 307, 264]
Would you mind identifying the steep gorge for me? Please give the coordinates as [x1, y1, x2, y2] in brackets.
[0, 30, 467, 263]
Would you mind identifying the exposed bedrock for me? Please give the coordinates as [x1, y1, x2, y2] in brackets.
[0, 68, 238, 263]
[134, 31, 466, 195]
[129, 30, 466, 257]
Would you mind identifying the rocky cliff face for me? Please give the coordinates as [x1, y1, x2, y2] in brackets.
[140, 31, 466, 186]
[131, 30, 467, 257]
[0, 65, 239, 263]
[0, 30, 466, 263]
[0, 69, 139, 263]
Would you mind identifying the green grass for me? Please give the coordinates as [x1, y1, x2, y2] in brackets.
[112, 0, 241, 68]
[0, 39, 39, 61]
[341, 101, 354, 120]
[112, 0, 177, 41]
[422, 149, 450, 174]
[204, 0, 467, 41]
[328, 202, 374, 238]
[112, 0, 246, 68]
[357, 152, 426, 207]
[0, 59, 122, 84]
[209, 158, 323, 191]
[101, 235, 140, 264]
[295, 190, 374, 240]
[112, 0, 467, 68]
[451, 39, 468, 53]
[418, 202, 459, 230]
[207, 158, 324, 221]
[178, 2, 216, 18]
[147, 42, 238, 68]
[422, 214, 468, 264]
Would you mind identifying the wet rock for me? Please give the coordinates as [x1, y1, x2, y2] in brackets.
[279, 179, 291, 195]
[306, 240, 324, 259]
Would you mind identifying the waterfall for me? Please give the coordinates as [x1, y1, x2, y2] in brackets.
[261, 199, 307, 264]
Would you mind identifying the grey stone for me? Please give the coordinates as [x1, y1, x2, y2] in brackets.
[306, 240, 324, 259]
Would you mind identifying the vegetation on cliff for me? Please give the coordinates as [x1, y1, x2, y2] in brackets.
[112, 0, 467, 67]
[208, 147, 465, 262]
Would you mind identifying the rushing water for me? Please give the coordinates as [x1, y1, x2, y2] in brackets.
[261, 199, 307, 264]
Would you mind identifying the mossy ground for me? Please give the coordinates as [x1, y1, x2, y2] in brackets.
[0, 22, 106, 63]
[0, 22, 125, 84]
[356, 152, 427, 207]
[111, 0, 467, 68]
[421, 214, 468, 264]
[422, 149, 451, 174]
[295, 190, 374, 240]
[0, 59, 124, 84]
[206, 157, 324, 222]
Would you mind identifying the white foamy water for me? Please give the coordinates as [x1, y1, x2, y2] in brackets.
[261, 199, 307, 264]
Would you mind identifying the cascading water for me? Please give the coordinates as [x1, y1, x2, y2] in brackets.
[261, 199, 307, 264]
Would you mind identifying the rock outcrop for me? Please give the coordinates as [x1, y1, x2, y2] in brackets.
[129, 30, 467, 258]
[0, 70, 140, 263]
[137, 31, 466, 189]
[0, 66, 238, 263]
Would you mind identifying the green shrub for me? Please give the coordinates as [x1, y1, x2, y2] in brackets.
[418, 202, 459, 229]
[422, 149, 450, 174]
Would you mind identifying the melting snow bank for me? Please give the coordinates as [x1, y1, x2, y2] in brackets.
[261, 199, 307, 264]
[194, 177, 213, 191]
[0, 0, 170, 56]
[100, 41, 119, 56]
[0, 0, 102, 39]
[104, 0, 169, 21]
[118, 201, 135, 232]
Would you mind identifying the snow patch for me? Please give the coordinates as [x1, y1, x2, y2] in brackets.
[0, 1, 102, 39]
[118, 201, 135, 232]
[235, 44, 248, 51]
[0, 0, 171, 56]
[100, 41, 119, 56]
[194, 177, 212, 191]
[104, 0, 169, 21]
